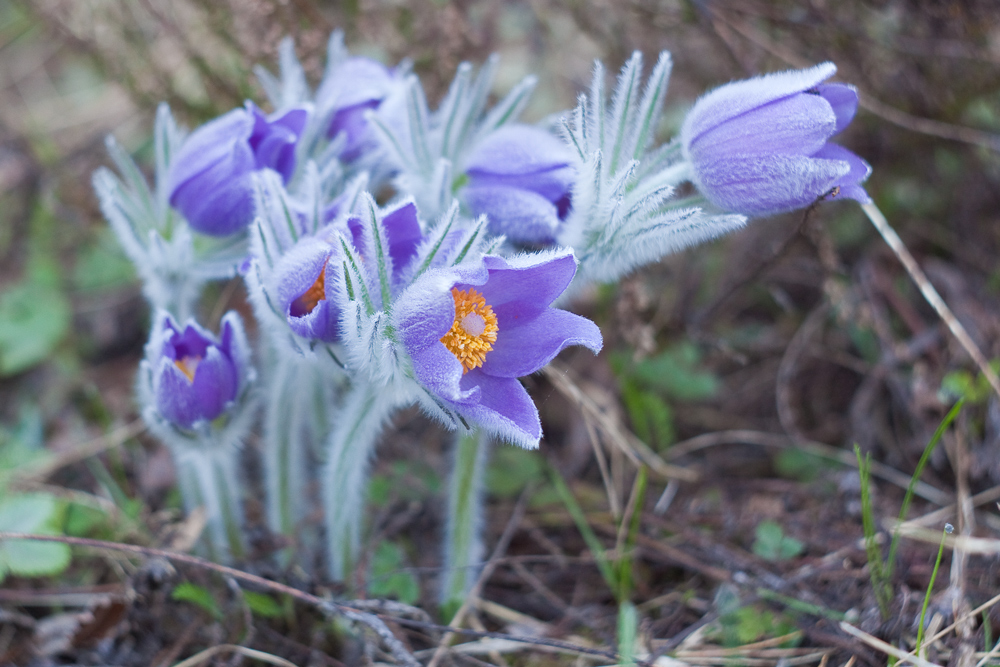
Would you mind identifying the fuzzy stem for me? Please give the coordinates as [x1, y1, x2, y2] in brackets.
[173, 442, 246, 563]
[862, 202, 1000, 399]
[322, 381, 396, 581]
[440, 429, 491, 608]
[263, 355, 315, 565]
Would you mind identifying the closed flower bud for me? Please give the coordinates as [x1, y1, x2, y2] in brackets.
[168, 103, 308, 236]
[149, 312, 252, 429]
[681, 62, 871, 217]
[316, 57, 398, 162]
[461, 124, 574, 244]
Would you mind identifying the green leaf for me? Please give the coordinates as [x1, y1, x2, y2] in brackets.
[368, 541, 420, 604]
[752, 520, 803, 561]
[243, 591, 283, 619]
[171, 582, 223, 620]
[0, 281, 70, 376]
[621, 379, 675, 449]
[0, 494, 71, 582]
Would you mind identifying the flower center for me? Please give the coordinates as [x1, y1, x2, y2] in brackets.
[290, 261, 328, 317]
[441, 287, 498, 373]
[174, 355, 202, 382]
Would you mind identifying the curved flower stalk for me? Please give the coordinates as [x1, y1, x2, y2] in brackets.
[93, 104, 247, 320]
[556, 52, 747, 289]
[368, 56, 539, 223]
[137, 311, 257, 563]
[680, 62, 871, 216]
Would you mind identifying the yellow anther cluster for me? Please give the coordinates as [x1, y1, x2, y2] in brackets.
[440, 287, 499, 373]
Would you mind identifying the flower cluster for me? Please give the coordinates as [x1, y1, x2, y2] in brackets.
[95, 30, 870, 581]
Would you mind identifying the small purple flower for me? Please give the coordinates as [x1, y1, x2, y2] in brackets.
[275, 200, 424, 341]
[150, 312, 251, 429]
[461, 124, 575, 244]
[168, 102, 308, 236]
[681, 62, 871, 217]
[316, 57, 397, 162]
[394, 250, 602, 448]
[274, 232, 343, 343]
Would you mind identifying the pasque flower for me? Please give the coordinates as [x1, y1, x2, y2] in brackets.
[394, 250, 602, 448]
[316, 57, 397, 162]
[149, 312, 252, 429]
[168, 102, 308, 236]
[681, 62, 871, 217]
[274, 201, 424, 342]
[460, 124, 574, 244]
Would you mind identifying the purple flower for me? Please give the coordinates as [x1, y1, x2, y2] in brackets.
[150, 312, 251, 429]
[275, 200, 424, 341]
[168, 102, 308, 236]
[394, 250, 602, 448]
[681, 62, 871, 217]
[274, 232, 344, 343]
[316, 57, 397, 162]
[462, 125, 575, 244]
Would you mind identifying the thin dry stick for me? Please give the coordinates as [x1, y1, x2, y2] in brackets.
[171, 644, 298, 667]
[838, 622, 941, 667]
[974, 635, 1000, 667]
[897, 590, 1000, 664]
[862, 202, 1000, 399]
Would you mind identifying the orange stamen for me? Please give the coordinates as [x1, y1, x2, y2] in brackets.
[440, 287, 499, 373]
[174, 356, 201, 382]
[291, 262, 328, 317]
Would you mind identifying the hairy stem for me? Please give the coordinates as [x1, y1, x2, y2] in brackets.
[440, 429, 491, 607]
[322, 381, 396, 581]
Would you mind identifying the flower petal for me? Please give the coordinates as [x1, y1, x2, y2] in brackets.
[188, 346, 238, 419]
[465, 124, 572, 177]
[814, 142, 872, 203]
[816, 84, 858, 135]
[474, 252, 578, 313]
[169, 150, 256, 237]
[688, 92, 836, 159]
[482, 307, 603, 377]
[457, 371, 541, 448]
[682, 62, 837, 148]
[411, 343, 472, 403]
[382, 201, 423, 279]
[167, 108, 254, 194]
[693, 152, 850, 216]
[464, 185, 564, 244]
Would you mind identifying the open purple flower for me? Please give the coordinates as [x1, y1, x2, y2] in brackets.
[149, 312, 251, 429]
[168, 102, 308, 236]
[681, 62, 871, 217]
[461, 124, 575, 245]
[316, 57, 397, 162]
[394, 250, 602, 448]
